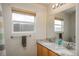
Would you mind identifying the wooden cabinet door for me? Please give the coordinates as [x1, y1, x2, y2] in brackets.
[48, 50, 58, 56]
[37, 44, 42, 56]
[37, 43, 59, 56]
[42, 46, 48, 56]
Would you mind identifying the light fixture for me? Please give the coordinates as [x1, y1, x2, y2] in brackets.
[52, 4, 55, 9]
[52, 3, 64, 9]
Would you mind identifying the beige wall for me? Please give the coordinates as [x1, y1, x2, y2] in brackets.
[2, 3, 47, 56]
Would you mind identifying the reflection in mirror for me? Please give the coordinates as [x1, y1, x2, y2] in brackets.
[54, 7, 75, 43]
[54, 19, 64, 33]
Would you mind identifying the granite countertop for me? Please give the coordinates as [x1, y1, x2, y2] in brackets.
[37, 40, 75, 56]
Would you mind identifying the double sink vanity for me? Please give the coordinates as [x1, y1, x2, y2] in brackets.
[37, 40, 75, 56]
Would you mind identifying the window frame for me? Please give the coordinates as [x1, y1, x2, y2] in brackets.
[54, 19, 64, 33]
[11, 7, 36, 34]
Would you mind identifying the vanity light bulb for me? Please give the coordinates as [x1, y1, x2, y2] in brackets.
[52, 3, 64, 9]
[52, 5, 55, 9]
[55, 3, 59, 7]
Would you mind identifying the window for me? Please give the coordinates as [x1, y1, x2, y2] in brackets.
[12, 8, 35, 33]
[54, 20, 64, 33]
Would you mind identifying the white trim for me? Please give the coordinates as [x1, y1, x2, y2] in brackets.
[11, 14, 36, 36]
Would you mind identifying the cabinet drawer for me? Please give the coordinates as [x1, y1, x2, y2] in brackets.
[37, 43, 59, 56]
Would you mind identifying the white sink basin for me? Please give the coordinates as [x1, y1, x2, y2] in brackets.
[41, 41, 54, 46]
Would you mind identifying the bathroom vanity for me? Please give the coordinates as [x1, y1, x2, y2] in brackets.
[37, 40, 75, 56]
[37, 43, 59, 56]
